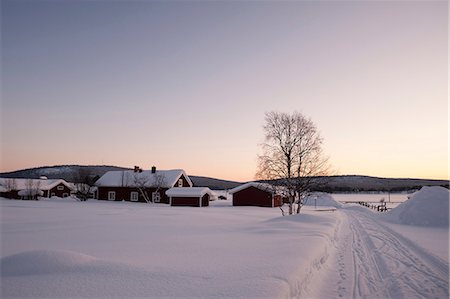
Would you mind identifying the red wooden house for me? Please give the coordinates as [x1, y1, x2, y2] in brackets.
[95, 167, 193, 203]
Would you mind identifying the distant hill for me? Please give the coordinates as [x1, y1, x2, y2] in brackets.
[189, 176, 242, 190]
[0, 165, 447, 191]
[0, 165, 242, 190]
[254, 175, 448, 192]
[318, 175, 448, 192]
[0, 165, 129, 181]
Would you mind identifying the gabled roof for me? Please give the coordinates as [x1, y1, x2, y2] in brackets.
[166, 187, 211, 198]
[0, 178, 74, 191]
[228, 182, 288, 196]
[228, 182, 273, 194]
[95, 169, 192, 188]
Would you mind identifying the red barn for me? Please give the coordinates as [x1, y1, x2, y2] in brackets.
[229, 182, 283, 208]
[166, 187, 211, 207]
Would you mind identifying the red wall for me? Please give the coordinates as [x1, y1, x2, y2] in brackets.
[273, 194, 282, 207]
[98, 187, 169, 203]
[233, 186, 273, 207]
[171, 194, 209, 207]
[178, 174, 191, 187]
[201, 194, 209, 207]
[46, 183, 72, 198]
[0, 190, 19, 199]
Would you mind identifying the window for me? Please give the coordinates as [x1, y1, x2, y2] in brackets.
[130, 192, 139, 202]
[108, 191, 116, 201]
[63, 193, 69, 198]
[51, 192, 55, 197]
[57, 185, 64, 191]
[152, 192, 161, 203]
[178, 178, 183, 187]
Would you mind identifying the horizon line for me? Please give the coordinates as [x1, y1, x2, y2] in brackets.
[0, 164, 448, 182]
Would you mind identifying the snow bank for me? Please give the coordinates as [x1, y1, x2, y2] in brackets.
[1, 250, 96, 276]
[304, 192, 343, 209]
[381, 186, 449, 227]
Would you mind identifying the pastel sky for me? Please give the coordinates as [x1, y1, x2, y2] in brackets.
[1, 1, 448, 182]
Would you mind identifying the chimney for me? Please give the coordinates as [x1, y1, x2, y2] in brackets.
[151, 166, 156, 173]
[134, 166, 139, 173]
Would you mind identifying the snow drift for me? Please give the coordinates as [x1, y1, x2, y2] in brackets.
[381, 186, 449, 227]
[1, 250, 97, 276]
[303, 192, 343, 209]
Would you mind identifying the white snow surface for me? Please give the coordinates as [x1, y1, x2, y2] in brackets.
[381, 186, 449, 227]
[1, 194, 448, 298]
[1, 198, 337, 298]
[165, 187, 211, 197]
[309, 205, 448, 299]
[304, 192, 343, 209]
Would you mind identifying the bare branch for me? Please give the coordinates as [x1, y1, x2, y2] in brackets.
[256, 111, 331, 215]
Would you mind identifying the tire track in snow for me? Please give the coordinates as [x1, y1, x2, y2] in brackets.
[348, 213, 390, 298]
[345, 209, 449, 299]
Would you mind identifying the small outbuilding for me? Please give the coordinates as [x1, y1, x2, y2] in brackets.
[229, 182, 283, 208]
[166, 187, 211, 207]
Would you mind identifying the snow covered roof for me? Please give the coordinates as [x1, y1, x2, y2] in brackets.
[166, 187, 211, 198]
[0, 178, 74, 191]
[228, 182, 277, 194]
[95, 169, 192, 188]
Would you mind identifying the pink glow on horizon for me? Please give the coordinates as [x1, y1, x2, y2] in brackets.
[1, 1, 447, 181]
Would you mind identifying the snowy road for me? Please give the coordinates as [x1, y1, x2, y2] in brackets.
[311, 208, 449, 299]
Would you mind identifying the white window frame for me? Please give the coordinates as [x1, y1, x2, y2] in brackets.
[152, 192, 161, 203]
[57, 185, 64, 191]
[130, 192, 139, 202]
[178, 178, 183, 187]
[108, 191, 116, 201]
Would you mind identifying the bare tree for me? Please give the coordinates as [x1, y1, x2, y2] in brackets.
[73, 168, 96, 201]
[20, 179, 42, 200]
[130, 169, 168, 203]
[132, 169, 152, 203]
[0, 178, 17, 199]
[256, 111, 330, 215]
[2, 178, 17, 192]
[151, 172, 167, 202]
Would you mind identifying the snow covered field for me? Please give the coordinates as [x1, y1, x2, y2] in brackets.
[1, 187, 448, 298]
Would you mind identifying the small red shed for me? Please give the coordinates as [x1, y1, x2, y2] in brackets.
[166, 187, 211, 207]
[229, 182, 282, 208]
